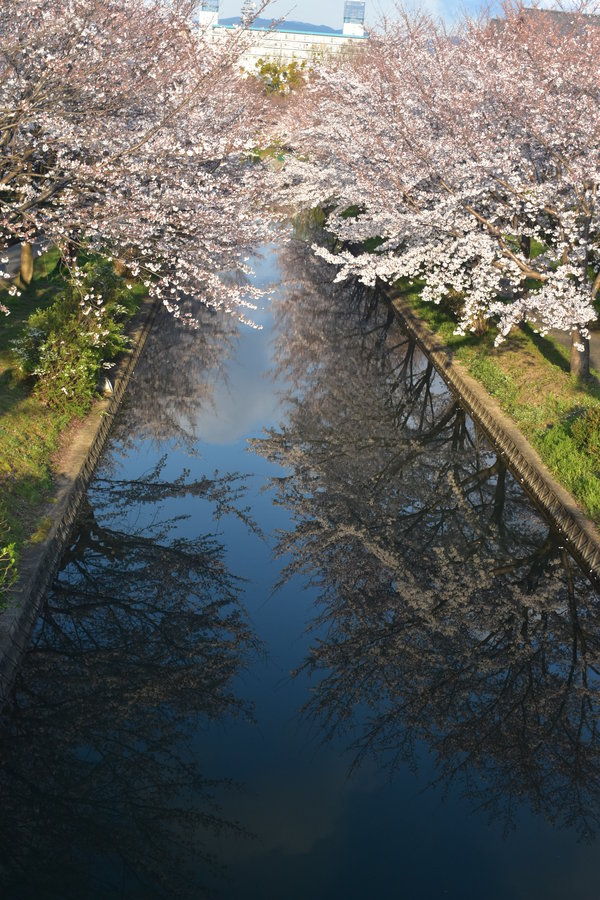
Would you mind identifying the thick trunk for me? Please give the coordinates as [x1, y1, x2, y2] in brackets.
[570, 328, 590, 379]
[18, 242, 34, 287]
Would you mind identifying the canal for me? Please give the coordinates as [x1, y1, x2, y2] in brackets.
[1, 240, 600, 899]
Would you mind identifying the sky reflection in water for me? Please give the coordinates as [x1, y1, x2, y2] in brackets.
[1, 242, 600, 899]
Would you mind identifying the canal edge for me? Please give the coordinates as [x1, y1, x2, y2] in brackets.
[387, 288, 600, 583]
[0, 296, 160, 709]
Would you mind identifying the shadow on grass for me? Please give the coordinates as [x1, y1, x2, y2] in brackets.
[0, 368, 28, 416]
[0, 466, 54, 547]
[0, 249, 62, 356]
[520, 323, 571, 374]
[0, 282, 62, 354]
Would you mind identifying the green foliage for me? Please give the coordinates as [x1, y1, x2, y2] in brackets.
[246, 141, 287, 164]
[340, 205, 365, 219]
[0, 503, 18, 606]
[11, 289, 79, 378]
[11, 258, 139, 414]
[530, 238, 547, 259]
[434, 288, 468, 320]
[30, 328, 103, 413]
[362, 236, 386, 252]
[293, 207, 328, 242]
[0, 249, 148, 604]
[0, 540, 17, 607]
[254, 58, 307, 94]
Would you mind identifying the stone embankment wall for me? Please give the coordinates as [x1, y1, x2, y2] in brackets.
[388, 289, 600, 584]
[0, 298, 159, 708]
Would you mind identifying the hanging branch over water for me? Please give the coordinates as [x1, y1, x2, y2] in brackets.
[273, 1, 600, 376]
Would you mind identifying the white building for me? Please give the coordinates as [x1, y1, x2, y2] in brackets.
[194, 1, 367, 68]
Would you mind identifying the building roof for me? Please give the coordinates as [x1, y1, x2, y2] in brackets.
[213, 24, 366, 39]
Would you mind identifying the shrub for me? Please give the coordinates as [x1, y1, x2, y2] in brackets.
[32, 327, 101, 413]
[438, 288, 467, 320]
[11, 257, 138, 414]
[255, 58, 307, 94]
[11, 289, 80, 377]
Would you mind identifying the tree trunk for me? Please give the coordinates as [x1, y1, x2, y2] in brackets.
[570, 328, 590, 379]
[17, 242, 34, 288]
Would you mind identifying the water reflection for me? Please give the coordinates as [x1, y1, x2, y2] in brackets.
[123, 299, 237, 448]
[0, 414, 257, 893]
[3, 240, 600, 900]
[254, 244, 600, 842]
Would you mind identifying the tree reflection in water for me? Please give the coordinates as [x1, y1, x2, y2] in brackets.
[254, 244, 600, 842]
[0, 379, 257, 893]
[123, 297, 238, 449]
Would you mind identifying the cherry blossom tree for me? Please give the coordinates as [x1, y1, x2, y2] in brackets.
[274, 1, 600, 377]
[0, 0, 272, 323]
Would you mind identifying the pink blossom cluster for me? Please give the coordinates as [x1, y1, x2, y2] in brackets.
[0, 0, 271, 320]
[273, 1, 600, 373]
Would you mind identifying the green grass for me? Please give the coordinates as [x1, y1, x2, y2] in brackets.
[395, 282, 600, 525]
[0, 248, 146, 604]
[0, 248, 68, 587]
[0, 247, 62, 357]
[316, 209, 600, 523]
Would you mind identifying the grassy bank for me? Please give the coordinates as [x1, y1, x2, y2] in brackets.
[394, 280, 600, 525]
[0, 249, 147, 603]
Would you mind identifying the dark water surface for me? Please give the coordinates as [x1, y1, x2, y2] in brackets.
[2, 243, 600, 899]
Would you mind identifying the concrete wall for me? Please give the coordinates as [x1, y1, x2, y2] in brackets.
[0, 299, 159, 709]
[387, 288, 600, 586]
